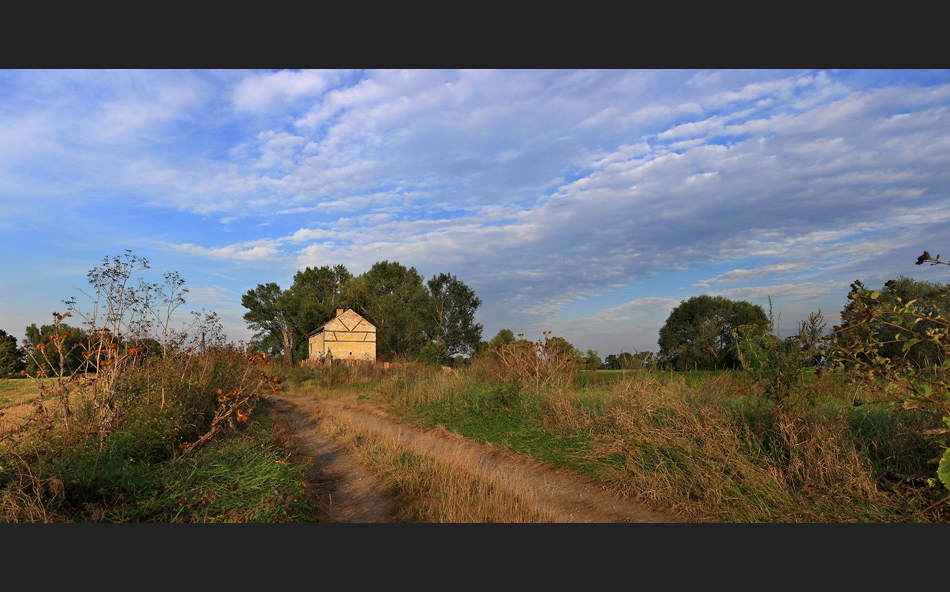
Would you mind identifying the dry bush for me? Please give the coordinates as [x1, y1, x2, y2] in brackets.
[0, 456, 66, 523]
[491, 332, 578, 395]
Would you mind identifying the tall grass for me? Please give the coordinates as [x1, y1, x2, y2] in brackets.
[354, 359, 947, 522]
[0, 341, 316, 522]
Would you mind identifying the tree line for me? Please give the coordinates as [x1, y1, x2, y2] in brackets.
[477, 273, 949, 374]
[241, 261, 483, 366]
[4, 263, 946, 377]
[653, 275, 949, 372]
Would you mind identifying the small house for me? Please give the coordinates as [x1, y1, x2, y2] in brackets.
[307, 309, 376, 363]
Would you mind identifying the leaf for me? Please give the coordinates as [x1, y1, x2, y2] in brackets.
[938, 447, 950, 491]
[870, 290, 879, 300]
[902, 338, 920, 353]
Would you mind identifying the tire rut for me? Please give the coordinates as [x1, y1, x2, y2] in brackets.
[271, 392, 686, 523]
[270, 397, 393, 523]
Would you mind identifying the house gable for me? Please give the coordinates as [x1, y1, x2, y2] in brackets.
[308, 309, 376, 362]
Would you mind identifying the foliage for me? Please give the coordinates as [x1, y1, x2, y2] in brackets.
[345, 261, 433, 360]
[733, 298, 823, 406]
[658, 295, 769, 371]
[604, 351, 656, 370]
[22, 322, 87, 376]
[2, 251, 288, 521]
[424, 272, 483, 358]
[829, 251, 950, 493]
[413, 343, 447, 367]
[241, 282, 297, 367]
[491, 332, 580, 395]
[240, 260, 482, 364]
[370, 362, 946, 522]
[0, 418, 315, 523]
[284, 265, 353, 361]
[836, 275, 949, 370]
[479, 328, 516, 358]
[0, 329, 25, 377]
[583, 349, 602, 371]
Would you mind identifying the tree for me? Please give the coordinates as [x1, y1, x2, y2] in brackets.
[583, 349, 602, 370]
[0, 329, 25, 376]
[241, 283, 296, 367]
[488, 328, 516, 351]
[346, 261, 433, 360]
[425, 272, 483, 358]
[23, 322, 87, 375]
[658, 295, 769, 371]
[283, 264, 353, 360]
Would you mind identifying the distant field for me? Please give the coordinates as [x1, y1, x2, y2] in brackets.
[0, 378, 65, 437]
[0, 378, 40, 405]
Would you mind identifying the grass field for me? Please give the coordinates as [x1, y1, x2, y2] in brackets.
[4, 354, 948, 522]
[275, 360, 948, 523]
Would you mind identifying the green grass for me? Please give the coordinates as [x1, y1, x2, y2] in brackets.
[371, 364, 948, 522]
[1, 399, 321, 522]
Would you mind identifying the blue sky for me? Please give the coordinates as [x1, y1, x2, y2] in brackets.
[2, 69, 950, 357]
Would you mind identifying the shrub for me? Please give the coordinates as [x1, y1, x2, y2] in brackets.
[491, 332, 579, 395]
[829, 251, 950, 493]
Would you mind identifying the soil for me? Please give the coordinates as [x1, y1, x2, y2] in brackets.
[269, 391, 687, 523]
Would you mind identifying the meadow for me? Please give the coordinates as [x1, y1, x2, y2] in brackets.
[272, 357, 948, 523]
[3, 350, 948, 522]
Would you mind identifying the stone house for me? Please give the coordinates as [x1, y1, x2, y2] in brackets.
[307, 309, 376, 363]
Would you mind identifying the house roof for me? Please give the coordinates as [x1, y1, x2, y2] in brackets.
[307, 308, 376, 337]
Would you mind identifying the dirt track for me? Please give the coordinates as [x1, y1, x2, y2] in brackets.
[270, 391, 686, 523]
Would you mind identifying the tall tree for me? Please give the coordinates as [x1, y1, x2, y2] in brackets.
[584, 349, 602, 370]
[241, 283, 296, 367]
[658, 295, 769, 370]
[283, 264, 353, 360]
[346, 261, 433, 359]
[425, 272, 483, 358]
[0, 329, 25, 376]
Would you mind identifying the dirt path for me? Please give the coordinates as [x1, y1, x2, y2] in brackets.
[271, 391, 686, 523]
[270, 396, 394, 523]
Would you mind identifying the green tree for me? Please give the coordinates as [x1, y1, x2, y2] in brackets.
[346, 261, 433, 360]
[241, 283, 297, 367]
[283, 264, 353, 360]
[488, 328, 516, 351]
[23, 322, 87, 375]
[547, 336, 585, 370]
[583, 349, 602, 370]
[425, 272, 483, 358]
[0, 329, 25, 376]
[658, 295, 769, 371]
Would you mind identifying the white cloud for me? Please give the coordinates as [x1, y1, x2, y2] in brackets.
[694, 263, 801, 287]
[232, 69, 343, 112]
[165, 242, 282, 262]
[711, 280, 853, 302]
[6, 69, 950, 356]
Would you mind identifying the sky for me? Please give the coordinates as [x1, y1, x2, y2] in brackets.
[2, 69, 950, 357]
